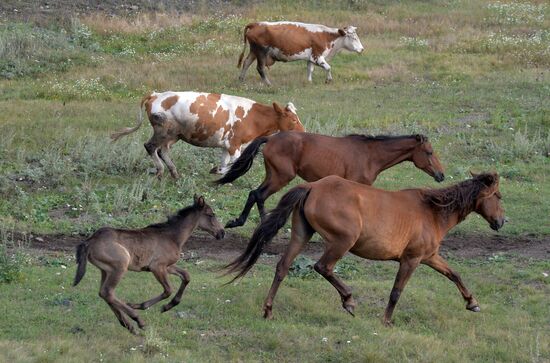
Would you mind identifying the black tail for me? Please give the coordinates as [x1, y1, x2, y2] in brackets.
[73, 241, 89, 286]
[215, 136, 269, 185]
[225, 186, 311, 282]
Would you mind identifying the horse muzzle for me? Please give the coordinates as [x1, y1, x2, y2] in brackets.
[215, 229, 226, 240]
[434, 172, 445, 183]
[490, 218, 506, 231]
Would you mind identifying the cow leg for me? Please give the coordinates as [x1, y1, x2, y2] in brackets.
[210, 149, 231, 175]
[256, 54, 272, 86]
[307, 61, 315, 82]
[159, 144, 180, 179]
[144, 140, 164, 179]
[239, 52, 256, 82]
[316, 56, 333, 83]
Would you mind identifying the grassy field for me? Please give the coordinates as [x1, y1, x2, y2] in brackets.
[0, 0, 549, 361]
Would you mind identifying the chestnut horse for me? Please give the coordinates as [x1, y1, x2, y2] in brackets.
[226, 173, 505, 325]
[216, 132, 445, 228]
[73, 196, 225, 334]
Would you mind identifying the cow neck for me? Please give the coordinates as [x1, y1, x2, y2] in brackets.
[252, 104, 280, 135]
[326, 33, 345, 58]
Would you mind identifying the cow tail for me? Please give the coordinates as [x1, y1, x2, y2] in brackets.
[224, 185, 312, 282]
[110, 94, 148, 141]
[214, 136, 268, 185]
[73, 240, 90, 286]
[237, 25, 251, 68]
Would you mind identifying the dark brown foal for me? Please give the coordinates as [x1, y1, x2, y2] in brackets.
[226, 173, 505, 325]
[73, 196, 225, 334]
[216, 132, 445, 228]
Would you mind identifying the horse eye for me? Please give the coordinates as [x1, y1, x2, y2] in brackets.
[427, 152, 433, 156]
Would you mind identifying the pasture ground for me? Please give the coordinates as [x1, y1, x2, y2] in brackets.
[0, 0, 549, 362]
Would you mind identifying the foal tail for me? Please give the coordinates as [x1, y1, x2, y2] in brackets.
[225, 185, 311, 282]
[215, 136, 269, 185]
[110, 94, 150, 141]
[237, 24, 251, 69]
[73, 241, 90, 286]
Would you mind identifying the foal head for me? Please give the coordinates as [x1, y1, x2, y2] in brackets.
[273, 102, 305, 132]
[471, 172, 506, 231]
[194, 195, 225, 240]
[410, 135, 445, 182]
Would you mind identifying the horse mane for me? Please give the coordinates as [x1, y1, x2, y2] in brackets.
[346, 134, 427, 143]
[422, 175, 488, 221]
[148, 204, 200, 229]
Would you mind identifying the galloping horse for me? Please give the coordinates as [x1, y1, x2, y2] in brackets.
[216, 132, 445, 228]
[73, 196, 225, 334]
[226, 173, 505, 325]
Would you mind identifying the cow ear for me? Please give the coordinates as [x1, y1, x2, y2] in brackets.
[338, 28, 346, 36]
[272, 102, 283, 114]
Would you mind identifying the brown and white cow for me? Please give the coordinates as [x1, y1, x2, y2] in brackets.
[238, 21, 364, 85]
[111, 91, 304, 178]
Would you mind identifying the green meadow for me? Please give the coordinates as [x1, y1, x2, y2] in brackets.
[0, 0, 548, 361]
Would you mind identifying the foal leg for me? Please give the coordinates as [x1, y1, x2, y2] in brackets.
[161, 265, 191, 313]
[314, 243, 357, 316]
[263, 214, 313, 319]
[383, 257, 422, 326]
[159, 144, 180, 179]
[128, 267, 172, 310]
[424, 254, 480, 312]
[100, 269, 145, 334]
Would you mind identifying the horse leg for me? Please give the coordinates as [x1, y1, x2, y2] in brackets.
[383, 257, 422, 326]
[239, 52, 256, 81]
[100, 269, 145, 334]
[144, 139, 164, 179]
[159, 143, 180, 179]
[161, 265, 191, 313]
[314, 244, 357, 316]
[263, 214, 313, 319]
[128, 267, 172, 310]
[424, 254, 480, 312]
[256, 159, 296, 219]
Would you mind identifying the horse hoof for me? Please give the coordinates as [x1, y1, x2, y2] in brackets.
[344, 305, 355, 317]
[263, 307, 273, 320]
[225, 220, 242, 229]
[383, 319, 393, 327]
[161, 304, 172, 313]
[467, 305, 480, 312]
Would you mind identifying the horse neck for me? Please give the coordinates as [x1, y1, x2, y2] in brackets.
[367, 139, 416, 175]
[253, 104, 280, 135]
[172, 212, 201, 249]
[425, 186, 478, 235]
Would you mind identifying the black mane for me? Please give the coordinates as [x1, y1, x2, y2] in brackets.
[148, 204, 200, 229]
[346, 134, 426, 142]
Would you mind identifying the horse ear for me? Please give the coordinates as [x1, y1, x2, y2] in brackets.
[469, 170, 478, 178]
[196, 195, 205, 208]
[338, 28, 346, 36]
[272, 102, 283, 114]
[479, 173, 497, 187]
[193, 194, 199, 203]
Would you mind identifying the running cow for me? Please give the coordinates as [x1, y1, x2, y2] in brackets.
[111, 91, 304, 178]
[238, 21, 364, 85]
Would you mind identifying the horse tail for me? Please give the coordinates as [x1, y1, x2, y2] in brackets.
[73, 240, 90, 286]
[215, 136, 269, 185]
[225, 185, 311, 281]
[110, 94, 149, 141]
[237, 24, 251, 68]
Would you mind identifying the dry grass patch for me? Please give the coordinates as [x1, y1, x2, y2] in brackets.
[81, 12, 193, 35]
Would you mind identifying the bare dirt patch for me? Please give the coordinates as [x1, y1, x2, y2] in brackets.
[16, 231, 550, 261]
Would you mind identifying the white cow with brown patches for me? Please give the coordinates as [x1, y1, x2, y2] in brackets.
[238, 21, 364, 85]
[111, 91, 304, 178]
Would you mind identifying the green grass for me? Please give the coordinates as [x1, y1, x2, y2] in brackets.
[0, 1, 549, 360]
[0, 252, 548, 362]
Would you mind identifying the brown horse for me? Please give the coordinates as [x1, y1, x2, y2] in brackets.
[226, 173, 505, 325]
[216, 132, 445, 228]
[73, 196, 225, 334]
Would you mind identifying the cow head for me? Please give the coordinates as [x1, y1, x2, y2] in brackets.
[273, 102, 305, 132]
[338, 26, 364, 53]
